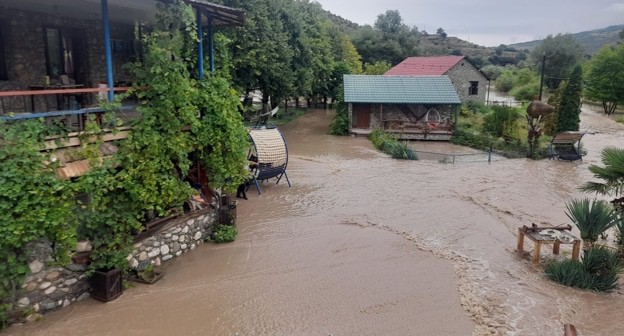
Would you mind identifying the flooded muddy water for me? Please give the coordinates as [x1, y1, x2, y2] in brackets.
[7, 106, 624, 336]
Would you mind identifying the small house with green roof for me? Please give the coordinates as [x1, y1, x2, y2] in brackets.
[343, 75, 461, 140]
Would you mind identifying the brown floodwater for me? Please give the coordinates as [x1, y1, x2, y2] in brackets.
[6, 106, 624, 336]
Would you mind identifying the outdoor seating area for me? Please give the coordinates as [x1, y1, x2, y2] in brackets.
[548, 132, 586, 161]
[247, 125, 291, 194]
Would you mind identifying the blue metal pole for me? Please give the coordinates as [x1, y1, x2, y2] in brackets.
[208, 16, 214, 73]
[196, 7, 204, 80]
[101, 0, 114, 102]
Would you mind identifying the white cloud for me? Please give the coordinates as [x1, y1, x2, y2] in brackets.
[607, 2, 624, 11]
[315, 0, 624, 46]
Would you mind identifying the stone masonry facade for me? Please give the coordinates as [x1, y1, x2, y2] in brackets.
[446, 60, 488, 103]
[15, 209, 218, 324]
[0, 6, 134, 113]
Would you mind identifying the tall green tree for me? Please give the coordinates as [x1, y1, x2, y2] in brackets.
[352, 10, 419, 65]
[556, 64, 583, 132]
[363, 61, 392, 75]
[224, 0, 294, 108]
[530, 34, 584, 90]
[585, 45, 624, 115]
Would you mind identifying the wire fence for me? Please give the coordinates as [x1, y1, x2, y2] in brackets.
[410, 148, 508, 164]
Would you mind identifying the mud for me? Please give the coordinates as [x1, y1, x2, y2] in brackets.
[6, 105, 624, 336]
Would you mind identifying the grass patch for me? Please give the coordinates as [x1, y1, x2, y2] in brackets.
[369, 129, 418, 160]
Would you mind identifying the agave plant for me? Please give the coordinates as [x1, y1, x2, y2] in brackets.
[565, 198, 618, 249]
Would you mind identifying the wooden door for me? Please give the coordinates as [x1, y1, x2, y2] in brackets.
[353, 103, 370, 129]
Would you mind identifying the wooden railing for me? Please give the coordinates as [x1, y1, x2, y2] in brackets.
[0, 86, 130, 114]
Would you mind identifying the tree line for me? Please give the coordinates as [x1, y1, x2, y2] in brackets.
[214, 2, 455, 109]
[214, 1, 623, 117]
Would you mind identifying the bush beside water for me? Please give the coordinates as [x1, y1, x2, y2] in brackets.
[545, 246, 621, 292]
[369, 130, 418, 160]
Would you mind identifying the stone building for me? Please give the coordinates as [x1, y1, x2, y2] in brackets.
[0, 0, 245, 326]
[0, 0, 244, 114]
[385, 56, 489, 103]
[0, 1, 139, 112]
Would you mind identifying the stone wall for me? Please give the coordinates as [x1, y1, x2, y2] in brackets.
[446, 61, 488, 103]
[14, 208, 218, 324]
[129, 210, 217, 270]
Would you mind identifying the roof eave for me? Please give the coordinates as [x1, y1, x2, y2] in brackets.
[186, 0, 245, 26]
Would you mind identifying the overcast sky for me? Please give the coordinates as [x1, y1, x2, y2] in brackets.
[314, 0, 624, 47]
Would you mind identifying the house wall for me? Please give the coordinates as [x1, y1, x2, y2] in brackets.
[446, 60, 488, 103]
[0, 6, 134, 112]
[370, 103, 455, 128]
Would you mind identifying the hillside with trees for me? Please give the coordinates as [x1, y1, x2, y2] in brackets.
[509, 24, 624, 55]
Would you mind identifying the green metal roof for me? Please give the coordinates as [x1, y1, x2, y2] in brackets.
[343, 75, 461, 104]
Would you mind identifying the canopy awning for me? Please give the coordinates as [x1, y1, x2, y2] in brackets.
[0, 0, 244, 26]
[187, 0, 244, 26]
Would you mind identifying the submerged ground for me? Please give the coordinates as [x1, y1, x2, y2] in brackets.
[6, 106, 624, 336]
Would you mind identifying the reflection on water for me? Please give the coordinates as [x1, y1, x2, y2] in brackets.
[7, 106, 624, 336]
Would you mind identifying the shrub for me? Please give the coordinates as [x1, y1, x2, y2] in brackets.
[565, 198, 618, 248]
[545, 246, 621, 292]
[369, 129, 418, 160]
[510, 82, 539, 102]
[482, 105, 521, 139]
[494, 72, 515, 92]
[211, 224, 238, 243]
[464, 101, 490, 114]
[329, 107, 349, 135]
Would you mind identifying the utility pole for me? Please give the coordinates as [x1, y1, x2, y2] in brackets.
[538, 53, 546, 101]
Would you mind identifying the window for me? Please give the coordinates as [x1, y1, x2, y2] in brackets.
[44, 27, 76, 79]
[469, 81, 479, 95]
[0, 24, 7, 80]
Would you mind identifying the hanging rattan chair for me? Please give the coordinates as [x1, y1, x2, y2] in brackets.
[247, 125, 291, 194]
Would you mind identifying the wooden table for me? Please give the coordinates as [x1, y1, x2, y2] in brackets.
[517, 226, 581, 264]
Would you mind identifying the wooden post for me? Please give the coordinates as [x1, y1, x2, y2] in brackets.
[572, 241, 581, 261]
[517, 228, 525, 251]
[553, 241, 560, 254]
[532, 242, 542, 264]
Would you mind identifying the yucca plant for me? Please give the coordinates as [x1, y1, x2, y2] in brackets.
[565, 198, 618, 250]
[545, 246, 621, 292]
[581, 246, 621, 291]
[544, 259, 584, 287]
[582, 245, 621, 275]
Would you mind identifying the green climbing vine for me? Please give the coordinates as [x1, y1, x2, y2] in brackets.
[0, 0, 249, 327]
[0, 119, 77, 327]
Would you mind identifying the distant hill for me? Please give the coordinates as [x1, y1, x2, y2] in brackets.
[508, 24, 624, 55]
[322, 10, 621, 65]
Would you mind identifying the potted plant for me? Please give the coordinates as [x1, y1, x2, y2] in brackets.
[76, 165, 143, 302]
